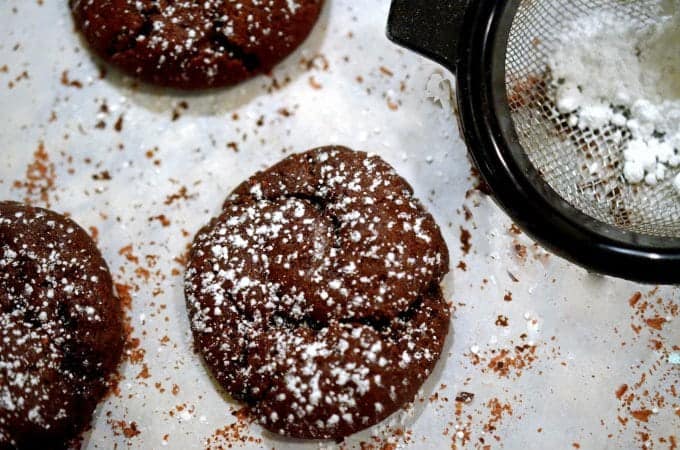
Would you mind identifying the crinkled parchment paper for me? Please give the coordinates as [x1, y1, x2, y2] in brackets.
[0, 1, 677, 449]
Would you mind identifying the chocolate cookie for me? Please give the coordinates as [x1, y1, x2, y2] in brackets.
[185, 146, 450, 440]
[70, 0, 323, 89]
[0, 202, 123, 449]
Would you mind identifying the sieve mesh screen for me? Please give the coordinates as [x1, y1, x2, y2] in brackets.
[505, 0, 680, 237]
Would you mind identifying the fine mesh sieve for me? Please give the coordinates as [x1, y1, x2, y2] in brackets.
[388, 0, 680, 282]
[505, 0, 680, 238]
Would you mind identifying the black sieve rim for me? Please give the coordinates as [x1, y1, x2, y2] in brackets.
[388, 0, 680, 283]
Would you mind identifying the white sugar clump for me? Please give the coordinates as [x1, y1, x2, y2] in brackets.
[549, 2, 680, 193]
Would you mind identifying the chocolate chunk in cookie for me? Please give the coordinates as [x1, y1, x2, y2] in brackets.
[70, 0, 323, 89]
[0, 202, 124, 449]
[185, 146, 450, 440]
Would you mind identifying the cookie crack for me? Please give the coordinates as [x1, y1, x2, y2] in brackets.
[269, 309, 325, 332]
[105, 22, 148, 56]
[105, 4, 159, 57]
[286, 193, 343, 249]
[235, 290, 437, 407]
[208, 27, 260, 72]
[286, 192, 326, 212]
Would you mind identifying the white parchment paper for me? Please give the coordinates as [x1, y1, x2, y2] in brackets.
[0, 1, 677, 449]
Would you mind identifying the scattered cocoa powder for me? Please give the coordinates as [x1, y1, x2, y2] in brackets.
[13, 142, 56, 207]
[630, 409, 652, 423]
[460, 227, 471, 255]
[615, 384, 628, 400]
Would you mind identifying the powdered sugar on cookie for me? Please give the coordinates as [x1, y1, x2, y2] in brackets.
[0, 202, 123, 447]
[71, 0, 323, 88]
[184, 147, 450, 440]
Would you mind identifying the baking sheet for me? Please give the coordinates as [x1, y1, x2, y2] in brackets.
[0, 1, 677, 449]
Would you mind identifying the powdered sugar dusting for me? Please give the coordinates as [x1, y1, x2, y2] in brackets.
[71, 0, 323, 88]
[0, 202, 122, 447]
[185, 147, 450, 439]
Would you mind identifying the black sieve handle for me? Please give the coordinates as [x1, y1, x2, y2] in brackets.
[386, 0, 471, 72]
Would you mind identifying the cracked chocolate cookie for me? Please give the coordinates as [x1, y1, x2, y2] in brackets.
[70, 0, 323, 89]
[185, 146, 450, 440]
[0, 202, 123, 449]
